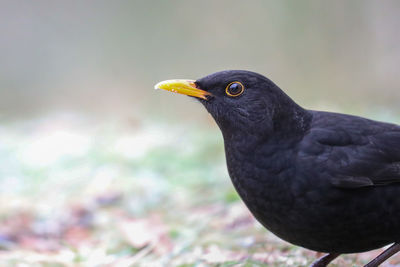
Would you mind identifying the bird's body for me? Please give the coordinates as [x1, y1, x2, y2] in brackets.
[156, 70, 400, 266]
[225, 110, 400, 254]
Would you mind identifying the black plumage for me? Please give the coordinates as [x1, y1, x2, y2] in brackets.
[156, 70, 400, 266]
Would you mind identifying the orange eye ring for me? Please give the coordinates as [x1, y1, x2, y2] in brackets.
[225, 81, 244, 97]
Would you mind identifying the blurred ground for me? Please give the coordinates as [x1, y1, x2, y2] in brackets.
[1, 114, 400, 266]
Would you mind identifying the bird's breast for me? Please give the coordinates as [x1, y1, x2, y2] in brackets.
[224, 140, 399, 253]
[224, 141, 297, 222]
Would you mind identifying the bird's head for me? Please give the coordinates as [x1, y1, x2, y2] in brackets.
[155, 70, 309, 137]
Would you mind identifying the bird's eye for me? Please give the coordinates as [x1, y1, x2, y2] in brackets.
[226, 82, 244, 97]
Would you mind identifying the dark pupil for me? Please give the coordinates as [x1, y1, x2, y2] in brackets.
[229, 83, 242, 95]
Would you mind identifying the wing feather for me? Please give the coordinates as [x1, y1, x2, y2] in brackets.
[300, 111, 400, 189]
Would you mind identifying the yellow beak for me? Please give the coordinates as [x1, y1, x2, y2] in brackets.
[154, 79, 212, 100]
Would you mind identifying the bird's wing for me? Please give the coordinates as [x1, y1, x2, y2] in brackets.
[298, 112, 400, 189]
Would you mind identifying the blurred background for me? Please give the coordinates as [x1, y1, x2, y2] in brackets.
[0, 1, 399, 266]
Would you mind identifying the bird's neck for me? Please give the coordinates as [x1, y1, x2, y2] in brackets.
[273, 100, 312, 137]
[221, 101, 311, 144]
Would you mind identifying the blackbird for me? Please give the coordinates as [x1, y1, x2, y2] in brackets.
[155, 70, 400, 267]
